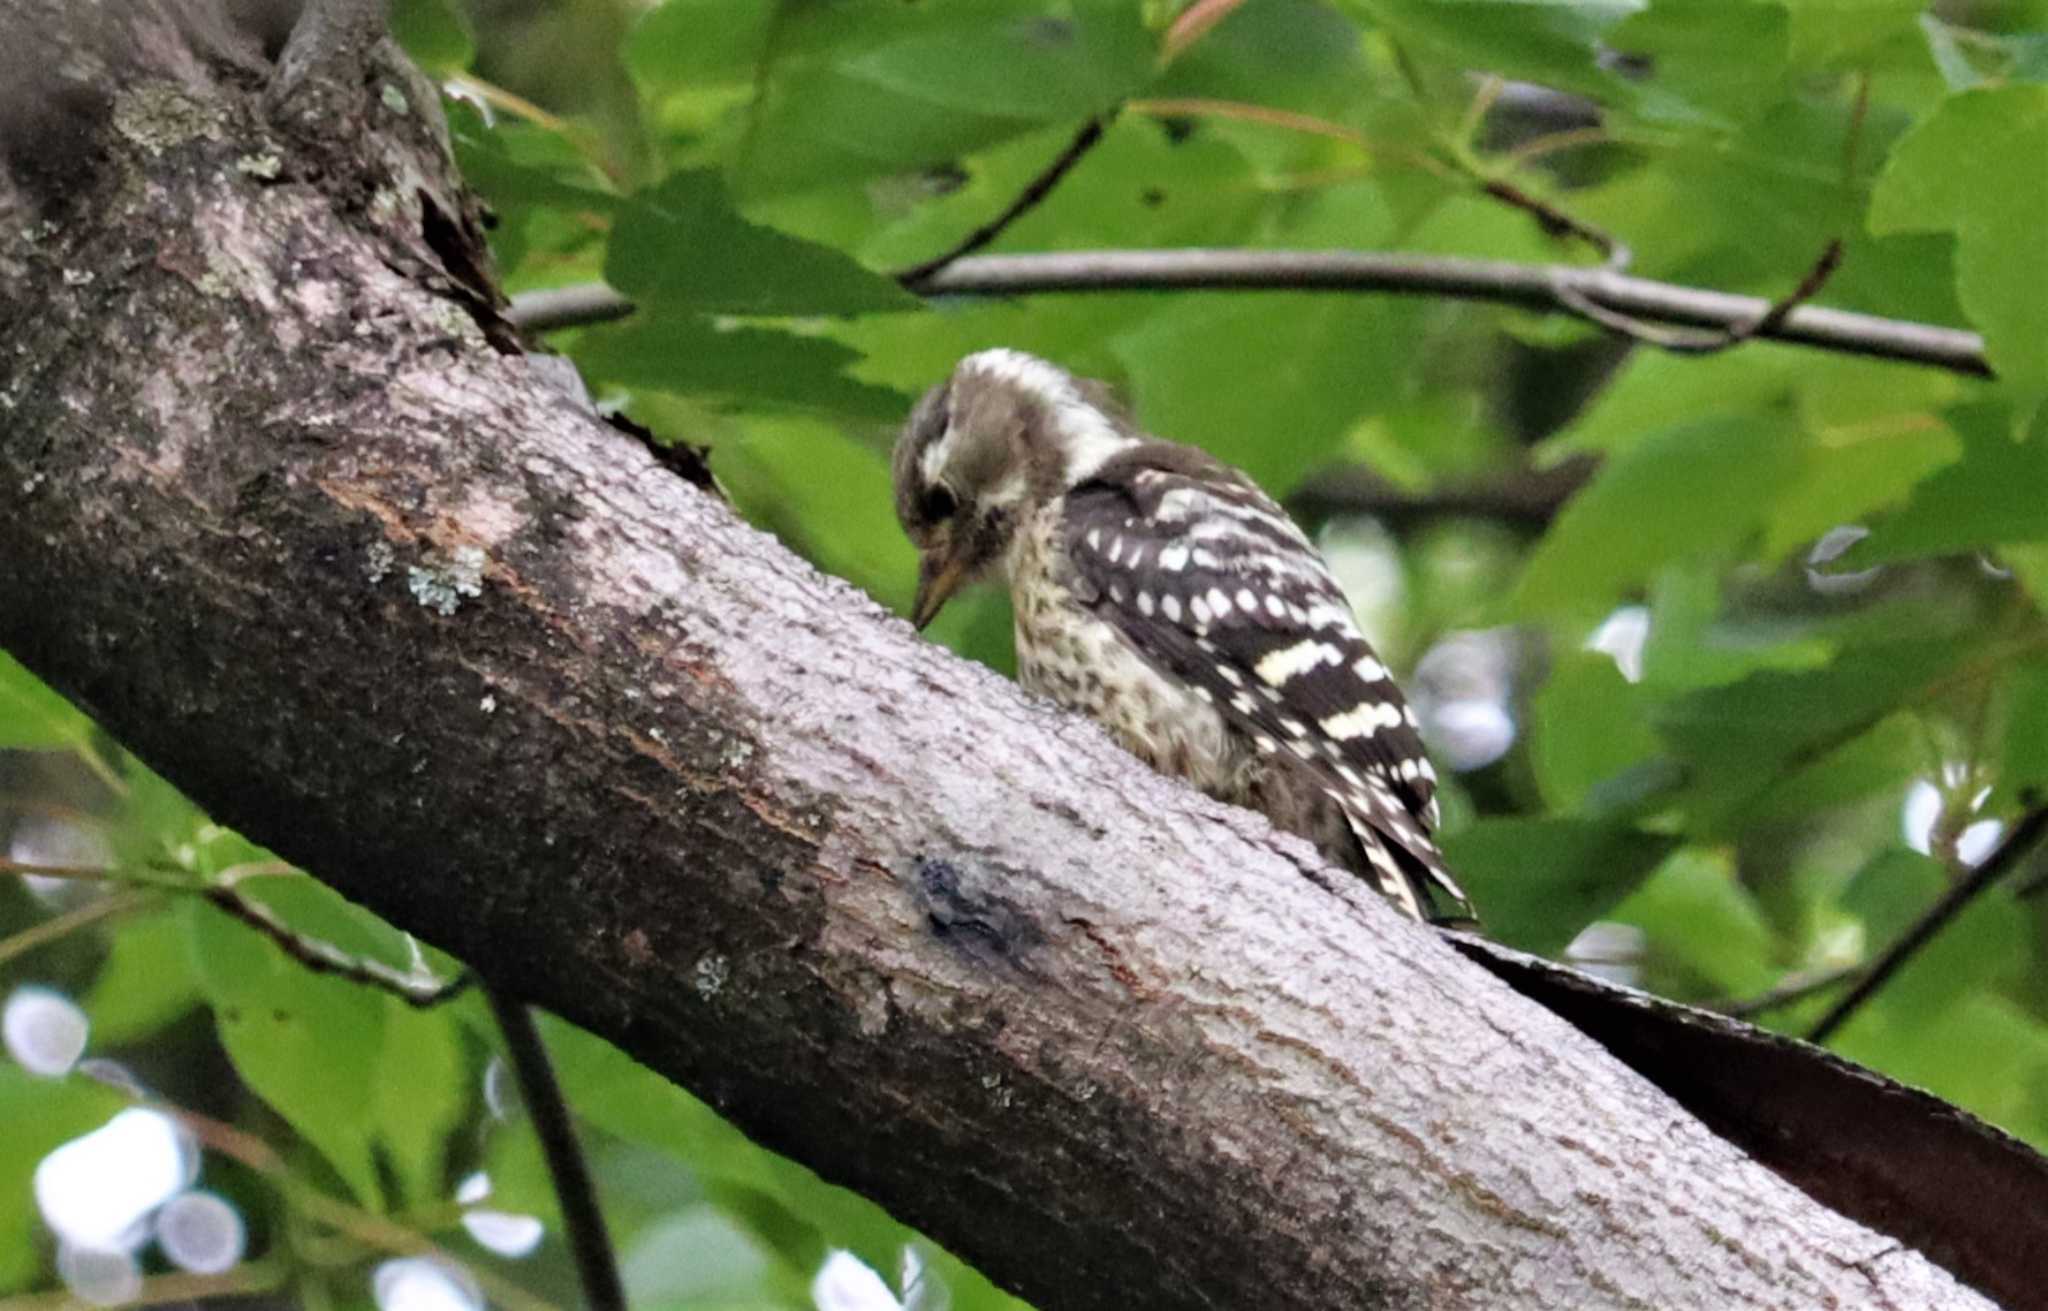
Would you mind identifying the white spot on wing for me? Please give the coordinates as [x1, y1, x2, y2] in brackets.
[1320, 701, 1402, 740]
[1254, 640, 1343, 687]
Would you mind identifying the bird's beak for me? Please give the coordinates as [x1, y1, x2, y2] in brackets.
[912, 551, 971, 630]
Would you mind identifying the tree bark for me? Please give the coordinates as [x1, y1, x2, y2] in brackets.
[0, 6, 2001, 1309]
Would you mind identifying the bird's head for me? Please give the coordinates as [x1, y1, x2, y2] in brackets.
[892, 349, 1138, 628]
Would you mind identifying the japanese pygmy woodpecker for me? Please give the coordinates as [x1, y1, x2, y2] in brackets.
[892, 349, 1465, 922]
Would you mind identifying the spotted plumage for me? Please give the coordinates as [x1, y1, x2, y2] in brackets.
[892, 349, 1466, 922]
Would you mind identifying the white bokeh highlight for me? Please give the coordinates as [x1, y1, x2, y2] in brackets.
[813, 1250, 902, 1311]
[1805, 525, 1883, 597]
[1587, 605, 1650, 684]
[8, 813, 113, 907]
[4, 986, 88, 1076]
[56, 1242, 142, 1308]
[374, 1258, 483, 1311]
[35, 1109, 197, 1250]
[1901, 777, 2003, 866]
[455, 1172, 544, 1258]
[155, 1190, 246, 1275]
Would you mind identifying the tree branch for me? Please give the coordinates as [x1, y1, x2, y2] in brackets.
[508, 250, 1991, 378]
[483, 982, 625, 1311]
[0, 9, 2021, 1310]
[892, 116, 1107, 287]
[1808, 806, 2048, 1045]
[1289, 456, 1596, 530]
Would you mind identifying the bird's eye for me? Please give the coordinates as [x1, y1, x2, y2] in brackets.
[919, 485, 959, 523]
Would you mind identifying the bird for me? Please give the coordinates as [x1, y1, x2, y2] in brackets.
[891, 348, 1467, 922]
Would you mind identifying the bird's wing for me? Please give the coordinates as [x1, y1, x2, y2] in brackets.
[1061, 451, 1464, 914]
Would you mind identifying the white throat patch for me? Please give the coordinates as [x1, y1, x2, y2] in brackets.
[960, 348, 1137, 485]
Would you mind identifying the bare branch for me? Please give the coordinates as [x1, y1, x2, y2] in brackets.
[1714, 965, 1858, 1020]
[892, 117, 1108, 286]
[0, 888, 151, 968]
[483, 982, 624, 1311]
[1549, 238, 1845, 354]
[508, 250, 1991, 377]
[1289, 457, 1596, 530]
[1808, 806, 2048, 1044]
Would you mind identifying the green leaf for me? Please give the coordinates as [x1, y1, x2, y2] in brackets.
[626, 0, 778, 95]
[543, 1019, 1027, 1310]
[185, 896, 388, 1205]
[1761, 409, 1960, 561]
[1540, 348, 1798, 463]
[373, 1002, 469, 1208]
[0, 649, 96, 752]
[1610, 848, 1778, 997]
[390, 0, 474, 73]
[1113, 296, 1425, 495]
[1656, 636, 1976, 786]
[1348, 0, 1628, 98]
[1833, 994, 2048, 1152]
[1441, 817, 1679, 956]
[573, 315, 912, 419]
[1783, 0, 1928, 70]
[1530, 652, 1664, 813]
[1606, 0, 1790, 128]
[0, 1070, 129, 1293]
[81, 911, 202, 1045]
[2001, 661, 2048, 807]
[1849, 403, 2048, 565]
[607, 171, 918, 316]
[1869, 86, 2048, 388]
[1918, 15, 2048, 91]
[1732, 713, 1921, 828]
[621, 1204, 791, 1305]
[1838, 847, 1945, 946]
[733, 0, 1154, 195]
[709, 415, 919, 611]
[1155, 0, 1373, 119]
[1513, 413, 1806, 615]
[449, 106, 623, 219]
[182, 883, 459, 1210]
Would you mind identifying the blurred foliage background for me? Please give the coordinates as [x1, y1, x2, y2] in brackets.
[6, 0, 2048, 1306]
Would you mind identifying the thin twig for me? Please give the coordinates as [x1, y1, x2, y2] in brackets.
[1808, 806, 2048, 1044]
[1549, 238, 1843, 353]
[0, 889, 152, 968]
[1126, 96, 1623, 262]
[483, 981, 626, 1311]
[1161, 0, 1250, 64]
[1715, 965, 1859, 1019]
[1481, 178, 1629, 268]
[1290, 457, 1595, 529]
[892, 117, 1109, 286]
[507, 250, 1990, 377]
[167, 1105, 559, 1311]
[0, 1259, 287, 1310]
[1126, 97, 1453, 178]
